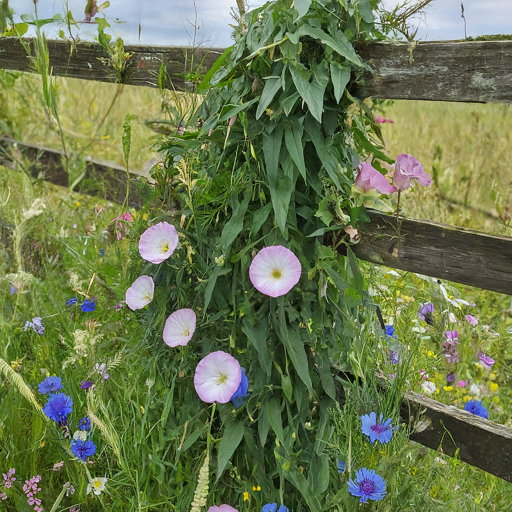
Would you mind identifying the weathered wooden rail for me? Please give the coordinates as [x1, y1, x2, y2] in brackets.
[2, 36, 512, 481]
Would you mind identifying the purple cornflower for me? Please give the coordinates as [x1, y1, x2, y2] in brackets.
[230, 368, 249, 409]
[348, 468, 387, 503]
[81, 299, 96, 312]
[23, 317, 44, 336]
[80, 380, 93, 390]
[443, 346, 459, 364]
[446, 372, 456, 383]
[445, 330, 458, 341]
[38, 376, 63, 394]
[478, 353, 495, 371]
[66, 297, 77, 306]
[43, 393, 73, 423]
[71, 439, 97, 462]
[389, 350, 399, 365]
[94, 363, 109, 382]
[464, 399, 489, 419]
[418, 302, 434, 325]
[361, 412, 393, 444]
[79, 417, 91, 431]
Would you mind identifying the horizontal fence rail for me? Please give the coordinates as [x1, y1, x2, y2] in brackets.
[1, 38, 512, 102]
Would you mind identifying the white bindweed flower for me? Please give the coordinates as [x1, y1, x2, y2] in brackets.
[87, 476, 107, 495]
[194, 351, 241, 404]
[421, 381, 437, 395]
[138, 222, 179, 264]
[126, 276, 154, 310]
[163, 308, 197, 347]
[249, 246, 301, 298]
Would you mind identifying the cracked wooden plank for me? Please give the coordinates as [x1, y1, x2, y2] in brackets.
[402, 390, 512, 482]
[1, 38, 512, 102]
[348, 211, 512, 296]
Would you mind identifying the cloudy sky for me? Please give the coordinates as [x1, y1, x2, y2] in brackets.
[9, 0, 512, 47]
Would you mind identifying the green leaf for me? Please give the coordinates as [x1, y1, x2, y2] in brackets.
[196, 47, 232, 92]
[289, 62, 329, 123]
[308, 452, 330, 495]
[218, 189, 252, 250]
[270, 173, 294, 234]
[284, 118, 306, 182]
[242, 319, 271, 377]
[315, 349, 336, 400]
[294, 0, 312, 21]
[256, 63, 284, 119]
[323, 264, 348, 293]
[217, 420, 245, 480]
[203, 265, 232, 314]
[258, 405, 270, 447]
[218, 98, 259, 123]
[262, 125, 284, 190]
[330, 63, 351, 103]
[20, 13, 62, 28]
[314, 197, 333, 227]
[281, 373, 293, 402]
[122, 113, 138, 169]
[267, 396, 285, 445]
[307, 225, 343, 238]
[287, 25, 362, 67]
[359, 0, 375, 23]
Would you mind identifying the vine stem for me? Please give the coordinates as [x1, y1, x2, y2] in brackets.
[207, 402, 217, 451]
[396, 189, 401, 223]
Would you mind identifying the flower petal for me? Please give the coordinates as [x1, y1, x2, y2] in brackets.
[163, 308, 197, 347]
[139, 222, 179, 264]
[126, 276, 154, 310]
[194, 351, 241, 404]
[249, 246, 301, 298]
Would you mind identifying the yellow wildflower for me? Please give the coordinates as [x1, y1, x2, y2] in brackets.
[493, 396, 500, 403]
[463, 395, 472, 402]
[244, 492, 249, 501]
[490, 382, 499, 392]
[490, 372, 496, 381]
[444, 386, 453, 391]
[252, 486, 261, 491]
[428, 351, 435, 358]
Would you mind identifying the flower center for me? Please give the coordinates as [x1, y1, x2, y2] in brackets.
[370, 423, 387, 435]
[144, 292, 152, 300]
[183, 329, 190, 337]
[217, 373, 228, 385]
[162, 243, 169, 253]
[360, 478, 376, 496]
[94, 481, 102, 489]
[272, 269, 282, 279]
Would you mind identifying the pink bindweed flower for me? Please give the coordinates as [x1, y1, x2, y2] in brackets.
[457, 380, 468, 388]
[139, 222, 179, 264]
[354, 162, 397, 194]
[465, 315, 478, 326]
[208, 506, 239, 512]
[194, 351, 242, 404]
[478, 353, 495, 371]
[393, 154, 432, 191]
[163, 309, 197, 347]
[126, 276, 154, 310]
[249, 246, 301, 298]
[375, 116, 394, 124]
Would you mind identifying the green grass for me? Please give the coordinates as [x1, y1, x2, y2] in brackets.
[2, 75, 512, 510]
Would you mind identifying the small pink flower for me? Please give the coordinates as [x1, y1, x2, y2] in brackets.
[139, 222, 179, 264]
[163, 309, 197, 347]
[126, 276, 154, 310]
[208, 506, 239, 512]
[445, 330, 458, 340]
[354, 162, 397, 194]
[393, 154, 432, 191]
[465, 315, 478, 326]
[194, 351, 241, 404]
[249, 246, 301, 298]
[457, 380, 468, 388]
[375, 116, 394, 124]
[478, 353, 495, 371]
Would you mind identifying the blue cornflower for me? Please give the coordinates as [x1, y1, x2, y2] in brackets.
[23, 317, 45, 336]
[261, 505, 289, 512]
[348, 468, 387, 503]
[79, 416, 91, 431]
[337, 460, 346, 473]
[230, 368, 249, 409]
[100, 248, 105, 257]
[38, 376, 63, 394]
[81, 299, 96, 312]
[385, 325, 396, 337]
[80, 380, 93, 390]
[464, 400, 489, 419]
[43, 393, 73, 423]
[389, 350, 399, 365]
[66, 297, 77, 306]
[70, 439, 96, 462]
[361, 412, 393, 444]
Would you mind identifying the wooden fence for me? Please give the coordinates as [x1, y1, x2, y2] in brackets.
[1, 36, 512, 481]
